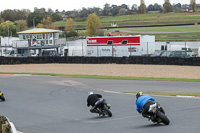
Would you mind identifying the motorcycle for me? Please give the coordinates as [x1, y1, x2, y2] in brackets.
[95, 99, 112, 117]
[147, 102, 170, 125]
[0, 91, 5, 101]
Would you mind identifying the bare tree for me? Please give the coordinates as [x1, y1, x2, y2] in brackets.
[139, 0, 146, 14]
[191, 0, 196, 12]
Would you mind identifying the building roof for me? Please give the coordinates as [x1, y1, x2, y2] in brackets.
[17, 45, 60, 50]
[17, 28, 60, 34]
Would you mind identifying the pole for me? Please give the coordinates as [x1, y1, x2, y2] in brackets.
[185, 41, 187, 57]
[112, 43, 113, 57]
[67, 43, 69, 56]
[16, 43, 18, 57]
[7, 24, 9, 46]
[166, 41, 168, 56]
[147, 42, 149, 54]
[82, 42, 84, 56]
[97, 43, 99, 57]
[130, 42, 131, 56]
[33, 19, 35, 28]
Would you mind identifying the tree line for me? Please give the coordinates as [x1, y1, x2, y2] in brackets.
[0, 1, 198, 38]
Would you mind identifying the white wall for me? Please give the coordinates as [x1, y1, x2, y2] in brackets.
[0, 36, 19, 46]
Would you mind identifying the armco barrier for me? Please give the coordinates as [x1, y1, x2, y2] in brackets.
[0, 56, 200, 66]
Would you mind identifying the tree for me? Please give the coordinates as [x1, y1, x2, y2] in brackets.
[79, 8, 90, 18]
[1, 9, 27, 22]
[40, 17, 54, 29]
[65, 18, 75, 31]
[119, 8, 127, 15]
[131, 4, 138, 11]
[34, 7, 46, 13]
[121, 4, 129, 10]
[154, 3, 162, 11]
[47, 8, 54, 15]
[64, 18, 78, 38]
[27, 12, 44, 27]
[147, 4, 154, 11]
[51, 13, 62, 22]
[0, 21, 17, 37]
[86, 13, 101, 36]
[16, 20, 28, 31]
[163, 0, 173, 13]
[191, 0, 196, 12]
[103, 3, 111, 16]
[110, 5, 119, 16]
[139, 0, 146, 14]
[37, 23, 44, 28]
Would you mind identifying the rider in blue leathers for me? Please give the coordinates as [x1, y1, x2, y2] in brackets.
[135, 92, 156, 119]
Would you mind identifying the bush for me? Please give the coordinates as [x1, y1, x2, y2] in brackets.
[64, 31, 78, 38]
[96, 30, 105, 36]
[75, 17, 87, 22]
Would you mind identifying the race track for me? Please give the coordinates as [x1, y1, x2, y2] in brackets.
[0, 75, 200, 133]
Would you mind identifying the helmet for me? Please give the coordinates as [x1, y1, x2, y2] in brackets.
[136, 92, 143, 99]
[88, 91, 94, 95]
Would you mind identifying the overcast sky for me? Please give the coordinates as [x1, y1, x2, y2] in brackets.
[0, 0, 192, 12]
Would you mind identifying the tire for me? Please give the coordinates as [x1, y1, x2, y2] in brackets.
[0, 96, 5, 101]
[156, 111, 170, 125]
[103, 105, 112, 117]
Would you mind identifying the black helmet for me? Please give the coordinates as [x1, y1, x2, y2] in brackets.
[136, 92, 143, 99]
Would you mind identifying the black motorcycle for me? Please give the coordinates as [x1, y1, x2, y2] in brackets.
[95, 99, 112, 117]
[0, 91, 5, 101]
[147, 102, 170, 125]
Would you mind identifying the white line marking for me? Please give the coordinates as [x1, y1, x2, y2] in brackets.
[103, 90, 200, 99]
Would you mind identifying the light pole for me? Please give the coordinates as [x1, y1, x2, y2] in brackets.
[6, 21, 9, 47]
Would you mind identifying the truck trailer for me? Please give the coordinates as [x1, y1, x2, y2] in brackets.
[86, 35, 155, 57]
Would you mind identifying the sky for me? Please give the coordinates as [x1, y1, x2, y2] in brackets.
[0, 0, 192, 12]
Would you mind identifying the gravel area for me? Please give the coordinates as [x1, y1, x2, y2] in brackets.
[0, 64, 200, 79]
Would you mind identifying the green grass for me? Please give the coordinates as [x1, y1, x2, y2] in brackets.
[54, 12, 200, 28]
[55, 12, 200, 41]
[0, 72, 200, 82]
[121, 26, 200, 32]
[123, 92, 200, 97]
[130, 32, 200, 41]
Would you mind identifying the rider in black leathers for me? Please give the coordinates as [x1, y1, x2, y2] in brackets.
[87, 91, 110, 114]
[87, 91, 102, 113]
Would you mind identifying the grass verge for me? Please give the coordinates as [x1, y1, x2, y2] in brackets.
[123, 92, 200, 97]
[0, 72, 200, 82]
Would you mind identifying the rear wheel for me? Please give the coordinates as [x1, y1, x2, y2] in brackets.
[103, 105, 112, 117]
[156, 111, 170, 125]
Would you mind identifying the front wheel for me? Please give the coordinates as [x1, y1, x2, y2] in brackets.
[103, 105, 112, 117]
[0, 95, 5, 101]
[156, 111, 170, 125]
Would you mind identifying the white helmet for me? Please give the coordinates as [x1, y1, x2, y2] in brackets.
[88, 91, 94, 95]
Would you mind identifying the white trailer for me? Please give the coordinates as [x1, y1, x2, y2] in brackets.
[87, 35, 155, 57]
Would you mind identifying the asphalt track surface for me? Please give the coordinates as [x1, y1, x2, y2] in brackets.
[0, 75, 200, 133]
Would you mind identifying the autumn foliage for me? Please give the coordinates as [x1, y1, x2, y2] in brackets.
[86, 13, 101, 36]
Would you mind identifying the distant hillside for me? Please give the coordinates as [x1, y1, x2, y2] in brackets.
[54, 12, 200, 30]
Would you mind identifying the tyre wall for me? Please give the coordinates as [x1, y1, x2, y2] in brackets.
[0, 56, 200, 66]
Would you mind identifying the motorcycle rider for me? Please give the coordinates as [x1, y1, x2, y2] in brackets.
[87, 91, 110, 114]
[135, 92, 156, 121]
[0, 91, 5, 101]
